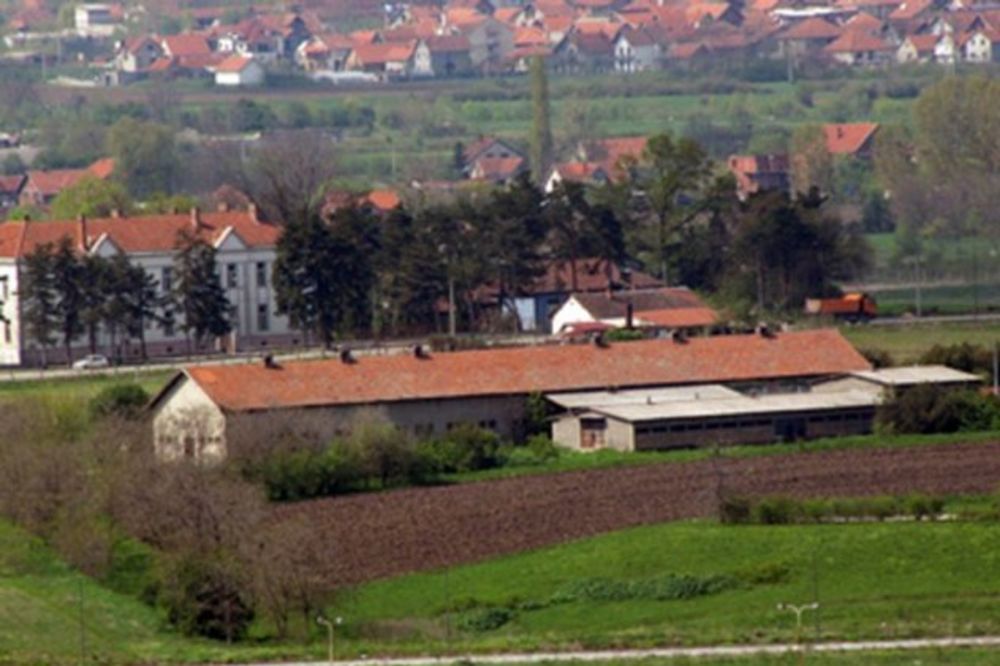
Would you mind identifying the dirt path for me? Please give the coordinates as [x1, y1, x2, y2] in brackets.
[279, 441, 1000, 586]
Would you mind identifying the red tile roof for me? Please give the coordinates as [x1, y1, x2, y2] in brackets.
[0, 174, 26, 195]
[214, 54, 257, 73]
[476, 258, 662, 301]
[366, 189, 401, 211]
[780, 17, 842, 40]
[161, 34, 212, 57]
[172, 329, 871, 412]
[823, 122, 879, 155]
[21, 159, 113, 198]
[824, 27, 891, 52]
[551, 161, 608, 182]
[636, 307, 719, 328]
[470, 155, 525, 181]
[351, 41, 417, 65]
[0, 210, 278, 259]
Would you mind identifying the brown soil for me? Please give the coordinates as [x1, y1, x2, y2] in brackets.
[277, 441, 1000, 586]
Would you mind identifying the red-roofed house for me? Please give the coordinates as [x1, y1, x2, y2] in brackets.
[0, 175, 26, 211]
[544, 161, 610, 192]
[614, 24, 664, 71]
[19, 158, 117, 207]
[213, 55, 266, 86]
[346, 40, 431, 78]
[823, 122, 879, 157]
[550, 286, 716, 334]
[469, 155, 527, 183]
[0, 209, 292, 366]
[779, 17, 842, 57]
[727, 154, 790, 200]
[824, 26, 893, 64]
[149, 328, 874, 460]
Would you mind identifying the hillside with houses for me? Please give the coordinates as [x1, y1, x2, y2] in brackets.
[2, 0, 999, 86]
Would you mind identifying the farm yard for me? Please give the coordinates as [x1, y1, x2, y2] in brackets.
[285, 440, 1000, 586]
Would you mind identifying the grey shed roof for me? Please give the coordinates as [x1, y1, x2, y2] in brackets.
[850, 366, 981, 386]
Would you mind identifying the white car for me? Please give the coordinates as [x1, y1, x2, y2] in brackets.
[72, 354, 110, 370]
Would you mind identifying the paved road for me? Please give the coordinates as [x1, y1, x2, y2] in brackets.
[869, 312, 1000, 326]
[234, 636, 1000, 666]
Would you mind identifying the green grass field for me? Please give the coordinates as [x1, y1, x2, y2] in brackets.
[6, 515, 1000, 664]
[557, 651, 1000, 665]
[840, 322, 1000, 363]
[0, 370, 171, 401]
[332, 520, 1000, 654]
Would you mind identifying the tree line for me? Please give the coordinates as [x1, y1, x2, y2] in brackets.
[14, 129, 871, 361]
[271, 132, 870, 345]
[19, 230, 230, 365]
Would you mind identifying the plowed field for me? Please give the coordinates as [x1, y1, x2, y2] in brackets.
[279, 441, 1000, 586]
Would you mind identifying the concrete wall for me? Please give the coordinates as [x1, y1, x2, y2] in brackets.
[153, 377, 227, 463]
[155, 386, 531, 461]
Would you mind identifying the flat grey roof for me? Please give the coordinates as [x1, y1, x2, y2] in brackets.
[589, 390, 879, 423]
[546, 384, 742, 409]
[850, 365, 981, 386]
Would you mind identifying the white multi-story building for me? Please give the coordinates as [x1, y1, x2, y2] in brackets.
[0, 208, 295, 367]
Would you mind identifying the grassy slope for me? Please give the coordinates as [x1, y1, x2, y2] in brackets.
[0, 371, 171, 401]
[572, 652, 1000, 665]
[334, 521, 1000, 654]
[841, 322, 1000, 363]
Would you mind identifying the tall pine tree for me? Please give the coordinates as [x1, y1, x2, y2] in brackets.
[172, 229, 232, 352]
[529, 55, 553, 184]
[20, 243, 59, 367]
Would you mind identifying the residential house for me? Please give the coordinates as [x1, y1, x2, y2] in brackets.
[577, 136, 648, 179]
[468, 155, 527, 183]
[552, 29, 616, 73]
[0, 209, 290, 367]
[115, 36, 165, 74]
[958, 28, 996, 61]
[426, 34, 475, 76]
[614, 25, 663, 71]
[295, 33, 355, 71]
[823, 122, 879, 158]
[550, 286, 718, 335]
[778, 16, 842, 58]
[824, 26, 894, 65]
[727, 154, 790, 200]
[475, 257, 662, 331]
[19, 158, 116, 208]
[213, 55, 266, 86]
[896, 32, 942, 62]
[347, 40, 430, 78]
[461, 137, 525, 176]
[544, 162, 610, 193]
[149, 328, 873, 462]
[455, 16, 515, 71]
[0, 175, 26, 212]
[74, 3, 121, 35]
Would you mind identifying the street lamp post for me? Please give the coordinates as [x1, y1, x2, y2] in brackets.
[777, 602, 819, 663]
[316, 615, 343, 666]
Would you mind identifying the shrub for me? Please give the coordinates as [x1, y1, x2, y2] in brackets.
[526, 434, 560, 463]
[456, 606, 513, 632]
[160, 555, 255, 642]
[753, 497, 800, 525]
[88, 383, 150, 420]
[719, 496, 753, 524]
[859, 347, 894, 369]
[425, 424, 503, 474]
[876, 385, 998, 435]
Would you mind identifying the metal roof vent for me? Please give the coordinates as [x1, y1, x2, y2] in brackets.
[263, 354, 280, 369]
[413, 344, 431, 359]
[340, 348, 356, 364]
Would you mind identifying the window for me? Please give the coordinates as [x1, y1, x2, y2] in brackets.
[162, 309, 174, 337]
[257, 303, 270, 332]
[0, 276, 7, 300]
[226, 264, 238, 288]
[256, 262, 267, 287]
[3, 321, 9, 344]
[161, 267, 173, 293]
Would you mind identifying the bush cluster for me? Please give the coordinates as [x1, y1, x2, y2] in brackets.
[248, 425, 561, 502]
[876, 385, 1000, 435]
[552, 574, 735, 603]
[719, 494, 946, 525]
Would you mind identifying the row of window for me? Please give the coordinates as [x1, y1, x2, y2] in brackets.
[160, 262, 270, 294]
[635, 411, 872, 436]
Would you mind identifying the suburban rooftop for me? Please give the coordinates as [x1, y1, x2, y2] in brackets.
[160, 328, 872, 413]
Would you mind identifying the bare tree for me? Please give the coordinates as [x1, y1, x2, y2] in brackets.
[216, 130, 339, 225]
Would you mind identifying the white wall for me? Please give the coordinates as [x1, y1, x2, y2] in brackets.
[550, 296, 595, 334]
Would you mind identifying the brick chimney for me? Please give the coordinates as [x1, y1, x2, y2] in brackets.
[78, 214, 88, 250]
[217, 202, 230, 212]
[190, 206, 201, 230]
[110, 208, 121, 218]
[248, 202, 258, 222]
